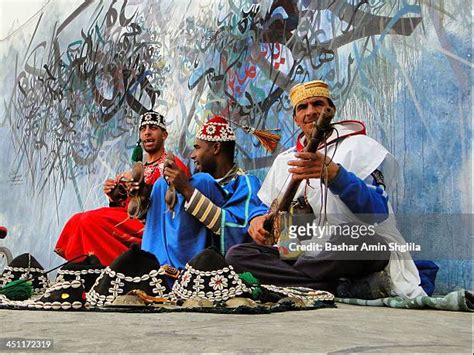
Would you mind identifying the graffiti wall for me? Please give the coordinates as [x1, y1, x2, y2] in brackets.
[0, 0, 471, 293]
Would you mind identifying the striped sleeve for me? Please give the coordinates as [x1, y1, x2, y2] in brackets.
[184, 189, 222, 234]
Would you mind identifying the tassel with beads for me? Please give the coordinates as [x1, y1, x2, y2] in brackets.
[131, 140, 143, 163]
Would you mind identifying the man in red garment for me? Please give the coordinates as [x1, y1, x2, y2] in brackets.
[55, 111, 189, 265]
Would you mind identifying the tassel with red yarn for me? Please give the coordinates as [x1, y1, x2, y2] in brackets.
[232, 122, 281, 153]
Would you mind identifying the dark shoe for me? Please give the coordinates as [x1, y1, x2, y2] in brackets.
[336, 270, 392, 300]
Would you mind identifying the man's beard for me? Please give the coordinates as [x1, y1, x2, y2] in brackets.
[197, 159, 217, 176]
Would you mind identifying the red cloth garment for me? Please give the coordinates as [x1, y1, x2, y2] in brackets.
[55, 155, 190, 266]
[55, 207, 144, 266]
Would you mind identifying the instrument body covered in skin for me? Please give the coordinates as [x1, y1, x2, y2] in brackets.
[127, 162, 151, 220]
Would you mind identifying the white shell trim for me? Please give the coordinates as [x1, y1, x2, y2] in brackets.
[85, 266, 171, 307]
[172, 263, 248, 301]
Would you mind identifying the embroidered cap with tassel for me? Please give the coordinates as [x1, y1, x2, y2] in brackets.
[131, 111, 167, 163]
[197, 116, 280, 153]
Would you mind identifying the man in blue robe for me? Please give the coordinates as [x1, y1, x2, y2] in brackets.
[141, 116, 268, 270]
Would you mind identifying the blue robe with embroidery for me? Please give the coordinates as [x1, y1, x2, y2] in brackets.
[141, 172, 268, 269]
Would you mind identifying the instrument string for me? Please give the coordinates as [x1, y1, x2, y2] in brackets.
[317, 127, 340, 226]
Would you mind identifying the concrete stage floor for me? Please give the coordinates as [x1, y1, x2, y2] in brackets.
[0, 303, 471, 353]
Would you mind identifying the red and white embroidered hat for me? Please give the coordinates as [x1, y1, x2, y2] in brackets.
[196, 116, 236, 142]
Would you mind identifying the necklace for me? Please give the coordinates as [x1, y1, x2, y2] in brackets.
[145, 151, 166, 166]
[143, 151, 166, 183]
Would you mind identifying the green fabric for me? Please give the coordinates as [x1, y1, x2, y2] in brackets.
[238, 272, 263, 299]
[0, 280, 33, 301]
[335, 290, 473, 312]
[238, 272, 260, 286]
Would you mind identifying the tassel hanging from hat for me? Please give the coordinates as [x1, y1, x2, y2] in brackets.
[233, 122, 281, 153]
[131, 140, 143, 163]
[250, 128, 280, 153]
[0, 254, 89, 301]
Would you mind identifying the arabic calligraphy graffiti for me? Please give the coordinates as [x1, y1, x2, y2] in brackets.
[4, 0, 424, 195]
[5, 0, 168, 197]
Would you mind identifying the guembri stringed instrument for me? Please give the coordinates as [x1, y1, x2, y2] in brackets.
[263, 106, 336, 249]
